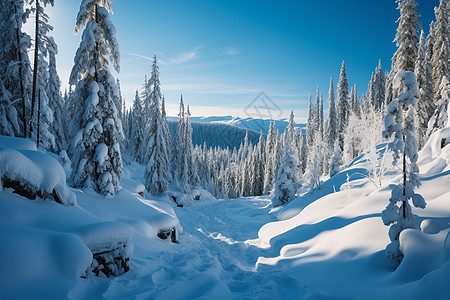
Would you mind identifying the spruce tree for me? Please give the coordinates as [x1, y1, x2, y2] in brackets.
[336, 61, 349, 150]
[69, 0, 123, 197]
[382, 70, 426, 266]
[272, 125, 298, 207]
[47, 36, 66, 152]
[143, 56, 169, 195]
[0, 0, 32, 137]
[431, 0, 450, 104]
[306, 94, 315, 147]
[129, 90, 145, 163]
[263, 121, 277, 194]
[415, 30, 435, 147]
[326, 77, 337, 149]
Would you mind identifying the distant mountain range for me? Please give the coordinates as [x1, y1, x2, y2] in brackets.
[167, 116, 306, 136]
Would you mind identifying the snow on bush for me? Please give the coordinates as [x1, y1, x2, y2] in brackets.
[0, 136, 76, 205]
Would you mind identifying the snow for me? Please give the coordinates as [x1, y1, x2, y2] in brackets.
[1, 135, 450, 298]
[0, 136, 75, 205]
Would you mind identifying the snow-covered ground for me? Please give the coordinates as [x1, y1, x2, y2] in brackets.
[1, 134, 449, 299]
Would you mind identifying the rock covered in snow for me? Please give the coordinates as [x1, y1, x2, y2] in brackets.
[0, 136, 76, 205]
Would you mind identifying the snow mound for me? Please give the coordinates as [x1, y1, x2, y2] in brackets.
[0, 136, 76, 205]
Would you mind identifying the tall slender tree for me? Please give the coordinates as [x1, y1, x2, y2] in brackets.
[382, 71, 426, 266]
[143, 56, 169, 195]
[336, 61, 349, 150]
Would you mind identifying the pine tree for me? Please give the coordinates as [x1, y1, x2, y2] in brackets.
[161, 96, 172, 181]
[263, 121, 277, 194]
[47, 36, 66, 152]
[253, 132, 265, 196]
[336, 61, 349, 150]
[329, 143, 343, 177]
[373, 60, 386, 111]
[319, 92, 324, 138]
[129, 90, 145, 163]
[350, 84, 360, 117]
[431, 0, 450, 104]
[0, 0, 32, 137]
[306, 94, 315, 147]
[382, 70, 426, 266]
[415, 30, 435, 147]
[427, 76, 450, 135]
[29, 0, 56, 150]
[173, 95, 185, 184]
[326, 77, 337, 149]
[390, 0, 420, 102]
[69, 0, 123, 197]
[272, 126, 298, 207]
[143, 56, 169, 195]
[392, 0, 420, 73]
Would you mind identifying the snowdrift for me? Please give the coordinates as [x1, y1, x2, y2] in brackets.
[0, 137, 181, 299]
[249, 133, 450, 298]
[0, 136, 76, 205]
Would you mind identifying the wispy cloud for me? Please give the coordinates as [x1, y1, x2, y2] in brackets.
[124, 52, 168, 65]
[219, 47, 241, 56]
[170, 46, 203, 64]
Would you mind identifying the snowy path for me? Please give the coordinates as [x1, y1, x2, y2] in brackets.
[75, 196, 304, 299]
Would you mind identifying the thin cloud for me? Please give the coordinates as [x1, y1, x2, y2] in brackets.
[125, 52, 168, 65]
[170, 46, 203, 64]
[219, 47, 241, 56]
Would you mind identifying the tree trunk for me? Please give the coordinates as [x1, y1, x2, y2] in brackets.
[30, 0, 40, 139]
[37, 89, 41, 148]
[403, 134, 406, 219]
[14, 5, 27, 138]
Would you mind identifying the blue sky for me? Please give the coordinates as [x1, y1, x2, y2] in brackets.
[44, 0, 439, 122]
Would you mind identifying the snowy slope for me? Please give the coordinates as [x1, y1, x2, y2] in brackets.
[1, 134, 449, 299]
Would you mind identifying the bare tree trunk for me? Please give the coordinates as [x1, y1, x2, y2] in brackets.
[37, 89, 41, 148]
[30, 0, 39, 139]
[403, 134, 406, 219]
[14, 4, 27, 138]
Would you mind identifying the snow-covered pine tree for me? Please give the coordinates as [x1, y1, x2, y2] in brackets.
[382, 70, 426, 266]
[173, 95, 185, 185]
[306, 94, 315, 147]
[329, 143, 343, 177]
[184, 105, 197, 188]
[29, 0, 56, 150]
[305, 130, 324, 189]
[263, 121, 277, 194]
[415, 30, 435, 148]
[161, 96, 172, 182]
[272, 124, 298, 207]
[69, 0, 124, 197]
[319, 92, 324, 139]
[0, 0, 32, 137]
[326, 77, 337, 150]
[336, 60, 350, 151]
[427, 76, 450, 136]
[0, 78, 19, 136]
[129, 90, 145, 163]
[143, 56, 169, 195]
[431, 0, 450, 105]
[350, 84, 360, 117]
[390, 0, 420, 100]
[253, 131, 265, 196]
[47, 36, 66, 152]
[116, 78, 122, 118]
[373, 60, 386, 111]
